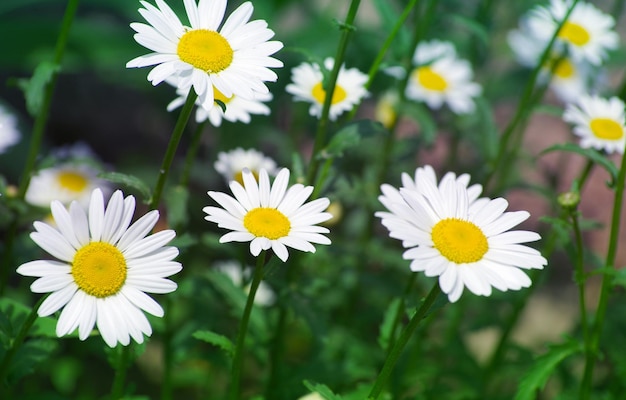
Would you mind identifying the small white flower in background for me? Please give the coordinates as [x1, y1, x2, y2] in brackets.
[126, 0, 283, 108]
[563, 95, 626, 154]
[0, 104, 20, 154]
[405, 40, 482, 115]
[524, 0, 618, 66]
[285, 57, 369, 121]
[204, 168, 332, 262]
[377, 166, 547, 303]
[167, 78, 272, 126]
[375, 91, 400, 129]
[25, 163, 111, 209]
[17, 188, 182, 347]
[214, 147, 279, 185]
[214, 260, 275, 306]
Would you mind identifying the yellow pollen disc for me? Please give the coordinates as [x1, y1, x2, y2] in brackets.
[589, 118, 624, 140]
[234, 170, 259, 186]
[558, 22, 591, 46]
[415, 66, 448, 92]
[431, 218, 488, 264]
[243, 207, 291, 240]
[553, 58, 575, 79]
[311, 82, 347, 105]
[177, 29, 233, 73]
[72, 242, 127, 298]
[57, 171, 89, 192]
[214, 86, 232, 105]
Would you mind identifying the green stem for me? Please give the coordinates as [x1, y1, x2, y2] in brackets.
[368, 283, 442, 400]
[569, 210, 588, 345]
[180, 120, 207, 188]
[229, 251, 266, 400]
[579, 141, 626, 399]
[161, 297, 173, 400]
[149, 88, 198, 211]
[385, 273, 417, 353]
[0, 296, 46, 385]
[306, 0, 362, 186]
[572, 159, 594, 193]
[110, 345, 132, 400]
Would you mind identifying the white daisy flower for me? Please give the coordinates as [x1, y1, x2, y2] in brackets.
[0, 104, 20, 154]
[508, 27, 595, 104]
[25, 163, 112, 209]
[167, 81, 272, 126]
[525, 0, 618, 66]
[214, 147, 278, 185]
[126, 0, 283, 108]
[214, 260, 275, 306]
[377, 166, 547, 303]
[406, 40, 482, 115]
[16, 188, 182, 347]
[285, 57, 369, 121]
[203, 168, 332, 262]
[563, 95, 626, 154]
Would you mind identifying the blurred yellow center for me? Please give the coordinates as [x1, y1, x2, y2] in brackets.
[431, 218, 488, 264]
[234, 170, 259, 186]
[214, 86, 233, 105]
[72, 242, 127, 298]
[244, 208, 291, 240]
[558, 22, 590, 46]
[553, 58, 575, 78]
[311, 82, 347, 105]
[177, 29, 233, 73]
[590, 118, 624, 140]
[415, 66, 448, 91]
[57, 171, 88, 192]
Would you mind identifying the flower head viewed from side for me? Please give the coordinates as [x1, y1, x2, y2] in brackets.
[563, 95, 626, 154]
[285, 57, 368, 121]
[214, 147, 278, 185]
[214, 260, 275, 306]
[204, 168, 332, 262]
[406, 40, 482, 115]
[377, 166, 547, 302]
[0, 103, 20, 154]
[17, 188, 182, 347]
[126, 0, 283, 108]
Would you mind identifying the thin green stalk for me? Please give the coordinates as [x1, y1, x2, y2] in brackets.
[572, 159, 594, 193]
[180, 120, 208, 188]
[149, 88, 198, 211]
[368, 283, 442, 400]
[0, 296, 46, 385]
[161, 297, 173, 400]
[579, 141, 626, 399]
[229, 251, 266, 400]
[569, 210, 588, 345]
[385, 273, 418, 353]
[485, 0, 579, 190]
[110, 345, 132, 400]
[306, 0, 362, 186]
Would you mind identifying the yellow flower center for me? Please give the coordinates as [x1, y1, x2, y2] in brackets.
[57, 171, 89, 193]
[214, 86, 233, 105]
[553, 58, 575, 79]
[431, 218, 488, 264]
[177, 29, 234, 73]
[415, 66, 448, 92]
[589, 118, 624, 140]
[234, 170, 259, 186]
[72, 242, 127, 298]
[558, 22, 591, 47]
[243, 207, 291, 240]
[311, 82, 347, 105]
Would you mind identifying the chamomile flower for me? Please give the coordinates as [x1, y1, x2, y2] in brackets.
[377, 166, 547, 303]
[525, 0, 618, 66]
[126, 0, 283, 108]
[214, 260, 275, 306]
[406, 40, 482, 114]
[167, 82, 272, 126]
[17, 188, 182, 347]
[203, 168, 332, 262]
[0, 104, 20, 154]
[285, 57, 368, 121]
[563, 95, 626, 154]
[25, 163, 111, 209]
[214, 147, 278, 185]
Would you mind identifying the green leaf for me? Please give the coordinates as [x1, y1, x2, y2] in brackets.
[164, 185, 189, 229]
[0, 298, 58, 340]
[98, 172, 152, 202]
[15, 61, 60, 116]
[192, 330, 234, 356]
[215, 99, 227, 113]
[322, 120, 386, 159]
[377, 298, 401, 351]
[514, 340, 581, 400]
[302, 380, 343, 400]
[541, 144, 618, 186]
